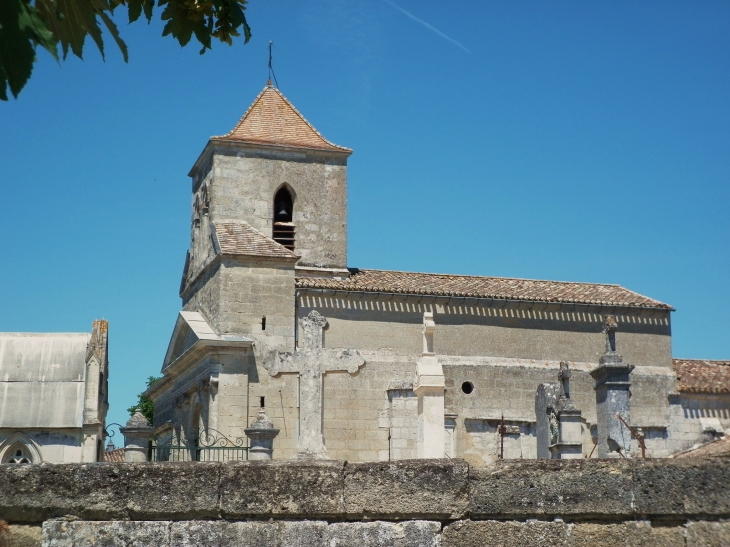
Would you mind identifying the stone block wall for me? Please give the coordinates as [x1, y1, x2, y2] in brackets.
[0, 459, 729, 546]
[298, 293, 673, 367]
[183, 258, 296, 354]
[204, 147, 349, 269]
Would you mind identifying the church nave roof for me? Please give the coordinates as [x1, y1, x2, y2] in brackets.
[296, 268, 672, 310]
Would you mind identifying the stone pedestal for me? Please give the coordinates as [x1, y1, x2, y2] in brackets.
[549, 408, 583, 459]
[120, 409, 154, 463]
[414, 312, 445, 459]
[244, 408, 280, 461]
[414, 360, 445, 459]
[591, 357, 634, 458]
[535, 383, 560, 459]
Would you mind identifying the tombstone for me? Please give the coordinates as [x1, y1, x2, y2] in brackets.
[414, 312, 445, 459]
[535, 383, 560, 459]
[244, 398, 280, 461]
[120, 409, 154, 463]
[265, 310, 365, 459]
[590, 315, 634, 458]
[549, 362, 583, 459]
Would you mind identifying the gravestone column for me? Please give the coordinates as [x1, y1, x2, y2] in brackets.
[535, 383, 560, 459]
[548, 362, 583, 459]
[244, 400, 280, 461]
[414, 312, 445, 459]
[120, 409, 154, 463]
[266, 310, 365, 459]
[590, 316, 634, 458]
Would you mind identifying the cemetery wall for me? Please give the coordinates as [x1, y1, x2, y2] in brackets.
[1, 459, 729, 546]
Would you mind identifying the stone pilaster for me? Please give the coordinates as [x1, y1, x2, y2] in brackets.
[414, 312, 445, 459]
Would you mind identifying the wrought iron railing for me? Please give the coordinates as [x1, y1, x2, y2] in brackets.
[150, 428, 248, 462]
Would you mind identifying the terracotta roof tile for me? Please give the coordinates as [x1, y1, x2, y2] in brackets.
[296, 268, 672, 309]
[213, 221, 299, 260]
[673, 359, 730, 393]
[103, 448, 125, 462]
[212, 85, 351, 153]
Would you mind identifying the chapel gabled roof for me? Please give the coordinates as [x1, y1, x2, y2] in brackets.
[211, 84, 352, 153]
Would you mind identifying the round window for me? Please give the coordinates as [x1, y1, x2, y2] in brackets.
[461, 381, 474, 395]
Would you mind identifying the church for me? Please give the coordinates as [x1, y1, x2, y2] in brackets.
[144, 83, 729, 465]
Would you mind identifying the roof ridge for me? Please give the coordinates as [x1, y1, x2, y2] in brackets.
[268, 87, 351, 151]
[674, 358, 730, 364]
[212, 86, 269, 141]
[349, 267, 623, 288]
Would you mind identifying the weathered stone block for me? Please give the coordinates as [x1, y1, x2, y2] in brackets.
[278, 521, 328, 547]
[125, 462, 220, 519]
[0, 525, 42, 547]
[170, 521, 278, 547]
[567, 521, 684, 547]
[220, 460, 344, 518]
[442, 519, 568, 547]
[344, 459, 468, 519]
[42, 520, 170, 547]
[470, 460, 634, 519]
[0, 464, 128, 523]
[326, 521, 441, 547]
[633, 459, 730, 518]
[685, 520, 730, 547]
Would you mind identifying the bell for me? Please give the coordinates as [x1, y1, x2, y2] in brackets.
[276, 203, 289, 219]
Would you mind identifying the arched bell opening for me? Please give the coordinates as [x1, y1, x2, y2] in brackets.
[272, 186, 295, 251]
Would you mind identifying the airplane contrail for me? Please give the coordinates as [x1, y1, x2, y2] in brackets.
[382, 0, 471, 54]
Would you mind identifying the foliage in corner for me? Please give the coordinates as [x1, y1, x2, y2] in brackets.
[0, 0, 251, 101]
[127, 375, 161, 425]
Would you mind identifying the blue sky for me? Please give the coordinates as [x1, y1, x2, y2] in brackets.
[1, 1, 728, 431]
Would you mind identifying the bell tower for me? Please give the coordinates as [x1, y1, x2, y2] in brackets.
[178, 83, 352, 347]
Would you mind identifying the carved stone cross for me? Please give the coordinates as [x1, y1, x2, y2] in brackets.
[602, 315, 618, 354]
[265, 310, 365, 459]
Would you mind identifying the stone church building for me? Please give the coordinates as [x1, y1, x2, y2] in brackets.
[145, 83, 729, 465]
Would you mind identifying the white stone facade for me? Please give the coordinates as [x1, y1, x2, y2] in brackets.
[0, 320, 109, 463]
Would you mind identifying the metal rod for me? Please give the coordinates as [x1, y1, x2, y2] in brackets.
[500, 414, 505, 460]
[616, 413, 647, 458]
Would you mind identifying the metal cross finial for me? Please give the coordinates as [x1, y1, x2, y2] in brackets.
[268, 40, 279, 88]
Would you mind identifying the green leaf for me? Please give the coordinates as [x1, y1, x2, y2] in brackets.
[0, 61, 10, 101]
[0, 0, 44, 98]
[127, 0, 142, 23]
[142, 0, 153, 22]
[98, 10, 127, 61]
[36, 0, 102, 59]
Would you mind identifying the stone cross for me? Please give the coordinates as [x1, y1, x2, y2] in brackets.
[592, 316, 634, 457]
[602, 315, 619, 355]
[557, 361, 574, 410]
[414, 312, 445, 459]
[265, 310, 365, 459]
[422, 311, 435, 355]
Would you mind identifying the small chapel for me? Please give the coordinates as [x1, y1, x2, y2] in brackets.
[144, 82, 730, 465]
